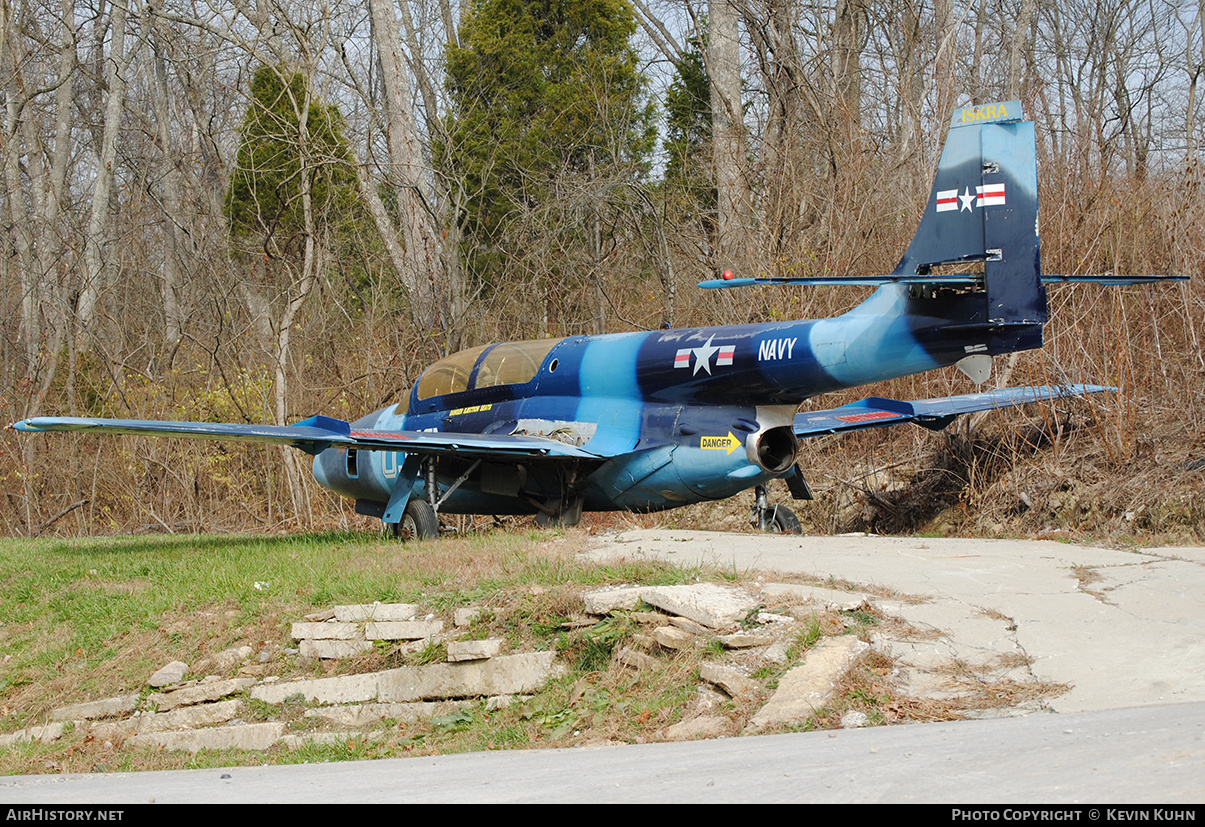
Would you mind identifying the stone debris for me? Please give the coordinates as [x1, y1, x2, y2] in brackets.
[615, 647, 659, 670]
[582, 586, 645, 615]
[582, 583, 765, 630]
[699, 663, 758, 698]
[747, 637, 870, 732]
[7, 573, 1049, 754]
[651, 626, 695, 651]
[583, 579, 916, 737]
[446, 638, 503, 662]
[365, 620, 444, 641]
[377, 651, 561, 701]
[89, 700, 245, 741]
[289, 604, 446, 660]
[149, 678, 256, 712]
[251, 671, 380, 705]
[0, 723, 64, 747]
[334, 603, 421, 622]
[125, 722, 286, 754]
[764, 641, 791, 664]
[717, 632, 776, 649]
[51, 694, 139, 722]
[252, 651, 560, 705]
[193, 646, 254, 677]
[299, 639, 375, 660]
[664, 715, 733, 741]
[761, 582, 873, 612]
[292, 622, 364, 640]
[638, 584, 760, 630]
[15, 601, 555, 755]
[149, 661, 188, 687]
[303, 701, 461, 727]
[667, 616, 714, 637]
[841, 711, 870, 728]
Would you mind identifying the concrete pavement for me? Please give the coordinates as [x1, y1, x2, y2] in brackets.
[584, 531, 1205, 714]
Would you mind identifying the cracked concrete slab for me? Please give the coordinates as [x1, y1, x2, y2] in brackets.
[586, 530, 1205, 713]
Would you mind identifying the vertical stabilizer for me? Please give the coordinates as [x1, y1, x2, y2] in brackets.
[895, 101, 1047, 333]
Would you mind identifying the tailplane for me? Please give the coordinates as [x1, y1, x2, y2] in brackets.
[894, 100, 1046, 332]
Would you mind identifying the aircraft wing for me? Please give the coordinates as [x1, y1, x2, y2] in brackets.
[793, 384, 1113, 438]
[10, 415, 601, 460]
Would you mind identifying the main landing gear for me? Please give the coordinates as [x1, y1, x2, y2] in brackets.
[752, 484, 803, 534]
[389, 499, 439, 541]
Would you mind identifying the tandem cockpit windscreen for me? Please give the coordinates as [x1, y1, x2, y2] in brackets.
[414, 339, 560, 402]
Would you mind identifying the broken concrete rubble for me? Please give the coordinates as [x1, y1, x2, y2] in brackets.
[0, 723, 64, 747]
[290, 605, 446, 660]
[149, 660, 188, 687]
[760, 582, 872, 612]
[634, 584, 759, 630]
[299, 639, 374, 660]
[651, 626, 695, 650]
[15, 601, 557, 755]
[447, 638, 503, 662]
[149, 678, 255, 712]
[365, 620, 444, 641]
[89, 701, 245, 741]
[303, 701, 461, 727]
[50, 694, 139, 722]
[699, 663, 758, 698]
[335, 603, 420, 622]
[192, 646, 254, 677]
[291, 622, 363, 640]
[747, 637, 870, 732]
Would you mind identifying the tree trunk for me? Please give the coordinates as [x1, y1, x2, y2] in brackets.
[78, 0, 142, 335]
[367, 0, 457, 352]
[708, 0, 752, 277]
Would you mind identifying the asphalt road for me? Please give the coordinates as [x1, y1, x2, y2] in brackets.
[2, 530, 1203, 803]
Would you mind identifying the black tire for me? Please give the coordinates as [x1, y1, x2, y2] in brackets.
[768, 505, 803, 534]
[390, 499, 439, 541]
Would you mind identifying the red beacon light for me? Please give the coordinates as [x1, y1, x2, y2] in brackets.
[722, 269, 735, 280]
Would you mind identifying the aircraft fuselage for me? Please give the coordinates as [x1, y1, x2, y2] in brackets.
[312, 283, 1027, 517]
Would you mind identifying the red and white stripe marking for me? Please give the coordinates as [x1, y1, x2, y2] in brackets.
[976, 183, 1005, 207]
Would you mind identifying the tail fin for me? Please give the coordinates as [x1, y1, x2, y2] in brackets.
[895, 101, 1047, 331]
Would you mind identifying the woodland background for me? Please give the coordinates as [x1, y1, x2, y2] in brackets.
[2, 0, 1204, 539]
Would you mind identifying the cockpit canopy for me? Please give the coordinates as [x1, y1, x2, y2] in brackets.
[415, 339, 560, 402]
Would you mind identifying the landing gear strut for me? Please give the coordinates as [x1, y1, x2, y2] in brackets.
[752, 484, 802, 534]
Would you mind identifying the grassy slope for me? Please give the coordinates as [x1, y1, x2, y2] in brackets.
[0, 528, 712, 773]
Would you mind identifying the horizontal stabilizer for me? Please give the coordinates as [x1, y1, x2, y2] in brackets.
[1041, 275, 1188, 285]
[11, 416, 600, 459]
[699, 274, 1187, 290]
[698, 275, 980, 289]
[793, 384, 1113, 438]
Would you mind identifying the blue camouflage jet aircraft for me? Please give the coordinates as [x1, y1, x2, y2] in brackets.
[12, 102, 1185, 538]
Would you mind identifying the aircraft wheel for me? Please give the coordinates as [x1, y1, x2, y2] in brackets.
[391, 500, 439, 541]
[767, 505, 802, 535]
